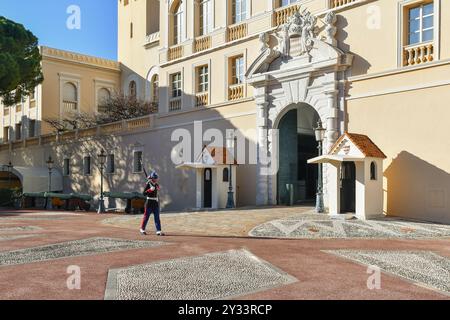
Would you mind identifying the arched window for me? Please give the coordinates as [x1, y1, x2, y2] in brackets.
[151, 75, 159, 103]
[63, 82, 78, 112]
[172, 1, 184, 45]
[129, 81, 137, 99]
[370, 162, 377, 180]
[97, 88, 111, 113]
[223, 167, 229, 182]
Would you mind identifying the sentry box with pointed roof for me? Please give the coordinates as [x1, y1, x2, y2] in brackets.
[308, 133, 387, 220]
[176, 146, 237, 210]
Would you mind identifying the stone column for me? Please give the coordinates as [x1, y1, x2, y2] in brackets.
[255, 87, 269, 206]
[325, 89, 340, 152]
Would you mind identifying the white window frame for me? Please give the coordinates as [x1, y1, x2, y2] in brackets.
[224, 50, 247, 100]
[171, 72, 183, 98]
[407, 2, 434, 45]
[197, 65, 209, 93]
[199, 0, 213, 36]
[230, 0, 250, 25]
[173, 1, 185, 45]
[397, 0, 440, 67]
[231, 55, 245, 85]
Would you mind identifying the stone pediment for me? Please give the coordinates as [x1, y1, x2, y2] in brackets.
[246, 10, 351, 80]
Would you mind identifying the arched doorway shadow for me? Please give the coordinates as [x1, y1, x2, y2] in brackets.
[276, 103, 320, 206]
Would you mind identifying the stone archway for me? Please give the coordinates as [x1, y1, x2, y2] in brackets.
[246, 9, 353, 207]
[276, 103, 320, 206]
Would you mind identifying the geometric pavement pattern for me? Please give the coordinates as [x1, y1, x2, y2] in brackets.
[105, 249, 297, 300]
[250, 215, 450, 239]
[0, 237, 166, 267]
[325, 250, 450, 295]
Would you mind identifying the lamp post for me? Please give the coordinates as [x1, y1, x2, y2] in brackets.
[97, 149, 107, 214]
[227, 138, 237, 209]
[46, 156, 54, 210]
[314, 120, 326, 213]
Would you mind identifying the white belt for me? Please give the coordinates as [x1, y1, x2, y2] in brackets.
[147, 197, 158, 201]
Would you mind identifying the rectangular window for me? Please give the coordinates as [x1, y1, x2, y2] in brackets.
[28, 120, 36, 138]
[174, 5, 183, 44]
[15, 123, 22, 141]
[197, 65, 209, 93]
[231, 56, 245, 85]
[83, 156, 92, 176]
[134, 151, 143, 173]
[63, 158, 70, 176]
[232, 0, 247, 24]
[130, 22, 133, 38]
[107, 154, 115, 174]
[200, 0, 212, 36]
[408, 2, 434, 45]
[171, 72, 182, 98]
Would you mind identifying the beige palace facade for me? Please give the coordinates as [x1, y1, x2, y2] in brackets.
[0, 0, 449, 224]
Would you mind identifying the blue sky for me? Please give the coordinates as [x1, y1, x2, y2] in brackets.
[0, 0, 118, 60]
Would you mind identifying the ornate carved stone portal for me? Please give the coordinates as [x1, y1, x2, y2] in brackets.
[246, 9, 354, 207]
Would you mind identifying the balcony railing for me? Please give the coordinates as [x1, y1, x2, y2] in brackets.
[228, 84, 244, 101]
[63, 100, 78, 113]
[330, 0, 358, 8]
[274, 4, 300, 27]
[168, 45, 183, 61]
[144, 31, 160, 46]
[194, 35, 212, 53]
[169, 98, 182, 112]
[403, 42, 434, 67]
[228, 23, 248, 42]
[195, 92, 208, 107]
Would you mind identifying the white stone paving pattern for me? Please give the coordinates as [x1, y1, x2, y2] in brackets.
[325, 250, 450, 295]
[0, 237, 166, 267]
[250, 215, 450, 239]
[104, 249, 297, 300]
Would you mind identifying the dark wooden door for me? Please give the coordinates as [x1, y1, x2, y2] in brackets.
[340, 162, 356, 213]
[203, 168, 212, 208]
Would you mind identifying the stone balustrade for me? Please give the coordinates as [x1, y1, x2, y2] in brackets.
[228, 23, 248, 42]
[195, 92, 209, 107]
[145, 31, 160, 46]
[228, 84, 244, 101]
[0, 115, 154, 150]
[274, 4, 300, 27]
[168, 45, 183, 61]
[169, 98, 182, 112]
[403, 42, 434, 67]
[63, 100, 78, 113]
[194, 35, 212, 53]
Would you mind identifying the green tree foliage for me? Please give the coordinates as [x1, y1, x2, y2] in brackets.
[0, 16, 43, 106]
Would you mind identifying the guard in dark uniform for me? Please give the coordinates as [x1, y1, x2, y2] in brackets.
[140, 171, 164, 236]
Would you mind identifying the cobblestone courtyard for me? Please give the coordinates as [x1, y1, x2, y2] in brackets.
[0, 207, 449, 300]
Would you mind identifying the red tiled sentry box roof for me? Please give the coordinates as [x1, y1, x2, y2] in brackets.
[205, 146, 238, 165]
[330, 133, 387, 159]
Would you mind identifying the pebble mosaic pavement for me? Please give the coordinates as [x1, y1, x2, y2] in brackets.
[250, 215, 450, 239]
[325, 250, 450, 295]
[0, 237, 167, 267]
[104, 249, 297, 300]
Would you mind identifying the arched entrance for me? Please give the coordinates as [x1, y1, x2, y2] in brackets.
[0, 171, 21, 190]
[277, 104, 319, 205]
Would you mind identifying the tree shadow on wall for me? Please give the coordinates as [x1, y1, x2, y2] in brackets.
[384, 151, 450, 224]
